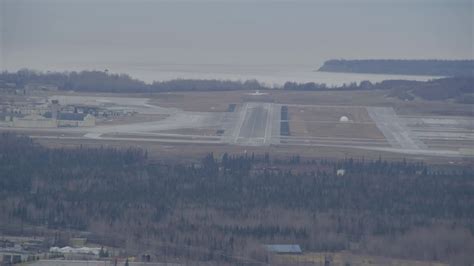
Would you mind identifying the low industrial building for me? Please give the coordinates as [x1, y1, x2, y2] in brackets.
[44, 112, 96, 127]
[2, 100, 96, 128]
[6, 113, 95, 128]
[10, 114, 58, 128]
[49, 246, 102, 260]
[264, 244, 302, 254]
[1, 250, 34, 265]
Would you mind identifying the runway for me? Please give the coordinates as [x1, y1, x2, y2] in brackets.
[234, 102, 271, 146]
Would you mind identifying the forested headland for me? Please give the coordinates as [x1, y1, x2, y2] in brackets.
[1, 133, 473, 265]
[318, 59, 474, 77]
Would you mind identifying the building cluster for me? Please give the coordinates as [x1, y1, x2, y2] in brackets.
[48, 246, 103, 260]
[0, 237, 112, 265]
[0, 236, 162, 265]
[1, 98, 140, 129]
[0, 238, 45, 265]
[1, 100, 96, 128]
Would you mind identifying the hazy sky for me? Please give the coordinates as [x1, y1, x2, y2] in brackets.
[1, 0, 473, 71]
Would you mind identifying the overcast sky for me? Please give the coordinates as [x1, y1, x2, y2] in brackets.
[1, 0, 472, 71]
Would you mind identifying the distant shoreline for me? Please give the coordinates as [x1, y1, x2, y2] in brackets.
[315, 68, 442, 78]
[1, 65, 439, 88]
[318, 59, 474, 77]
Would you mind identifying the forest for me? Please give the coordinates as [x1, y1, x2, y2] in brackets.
[383, 76, 474, 103]
[1, 133, 473, 265]
[0, 69, 265, 93]
[318, 59, 474, 76]
[1, 69, 473, 103]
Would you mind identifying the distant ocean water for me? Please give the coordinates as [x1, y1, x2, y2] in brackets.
[3, 60, 440, 87]
[2, 0, 468, 88]
[57, 62, 440, 87]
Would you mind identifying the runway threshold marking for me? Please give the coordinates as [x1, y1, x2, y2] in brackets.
[264, 103, 273, 145]
[233, 103, 249, 143]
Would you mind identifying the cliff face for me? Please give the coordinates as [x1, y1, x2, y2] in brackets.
[318, 59, 474, 77]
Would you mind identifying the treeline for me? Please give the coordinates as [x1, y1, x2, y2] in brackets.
[283, 76, 474, 103]
[1, 133, 473, 264]
[385, 76, 474, 103]
[0, 69, 375, 92]
[0, 69, 147, 92]
[1, 69, 472, 103]
[0, 69, 265, 93]
[318, 59, 474, 76]
[282, 80, 374, 91]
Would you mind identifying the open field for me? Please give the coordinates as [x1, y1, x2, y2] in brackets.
[1, 90, 473, 161]
[30, 260, 182, 266]
[14, 89, 473, 115]
[287, 105, 386, 139]
[275, 251, 447, 266]
[148, 91, 243, 112]
[28, 136, 473, 166]
[288, 105, 374, 123]
[289, 121, 387, 139]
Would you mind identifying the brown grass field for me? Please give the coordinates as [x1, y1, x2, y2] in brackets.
[30, 137, 474, 166]
[287, 106, 386, 139]
[275, 251, 447, 266]
[288, 106, 374, 123]
[48, 89, 473, 116]
[290, 121, 386, 139]
[148, 91, 243, 112]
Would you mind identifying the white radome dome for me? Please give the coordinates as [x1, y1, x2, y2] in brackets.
[339, 116, 349, 122]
